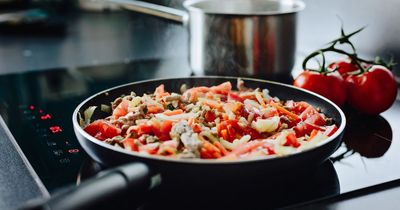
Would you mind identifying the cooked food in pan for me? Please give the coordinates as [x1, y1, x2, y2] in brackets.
[81, 79, 338, 160]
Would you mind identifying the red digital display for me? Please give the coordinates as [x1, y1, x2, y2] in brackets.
[41, 114, 52, 120]
[68, 149, 80, 153]
[49, 126, 62, 134]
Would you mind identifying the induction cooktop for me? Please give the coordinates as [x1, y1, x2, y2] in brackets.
[0, 59, 399, 209]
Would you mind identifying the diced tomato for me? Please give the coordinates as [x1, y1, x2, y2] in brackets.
[112, 99, 129, 119]
[151, 120, 173, 141]
[204, 110, 216, 122]
[284, 133, 300, 148]
[291, 101, 311, 114]
[305, 113, 326, 126]
[240, 94, 258, 101]
[135, 123, 152, 136]
[203, 99, 222, 109]
[220, 129, 229, 141]
[139, 144, 159, 155]
[242, 126, 261, 140]
[228, 92, 244, 102]
[192, 123, 202, 133]
[230, 140, 264, 156]
[122, 138, 139, 151]
[84, 120, 121, 140]
[323, 125, 338, 137]
[210, 81, 232, 95]
[154, 84, 165, 94]
[217, 120, 241, 142]
[299, 105, 318, 121]
[158, 121, 173, 136]
[264, 146, 276, 155]
[217, 119, 261, 142]
[293, 122, 323, 137]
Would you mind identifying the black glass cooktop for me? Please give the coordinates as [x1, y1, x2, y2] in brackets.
[0, 59, 399, 209]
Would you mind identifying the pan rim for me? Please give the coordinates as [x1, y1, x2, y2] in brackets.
[72, 76, 346, 165]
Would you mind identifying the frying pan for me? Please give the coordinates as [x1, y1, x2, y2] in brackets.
[72, 76, 346, 184]
[19, 77, 344, 210]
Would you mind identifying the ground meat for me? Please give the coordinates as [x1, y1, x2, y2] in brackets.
[111, 97, 123, 110]
[170, 121, 192, 139]
[115, 105, 146, 126]
[138, 134, 159, 144]
[170, 121, 201, 158]
[165, 94, 182, 102]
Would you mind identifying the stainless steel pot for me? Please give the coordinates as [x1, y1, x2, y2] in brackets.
[110, 0, 305, 79]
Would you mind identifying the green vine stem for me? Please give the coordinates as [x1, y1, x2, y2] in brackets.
[301, 27, 394, 75]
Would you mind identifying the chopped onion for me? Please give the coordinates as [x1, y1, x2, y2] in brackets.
[255, 91, 266, 106]
[302, 132, 328, 149]
[219, 135, 251, 150]
[128, 96, 142, 112]
[262, 89, 272, 100]
[155, 112, 198, 121]
[101, 104, 111, 113]
[244, 99, 261, 109]
[79, 106, 97, 127]
[251, 116, 280, 133]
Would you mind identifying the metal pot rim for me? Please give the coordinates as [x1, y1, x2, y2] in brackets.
[183, 0, 306, 16]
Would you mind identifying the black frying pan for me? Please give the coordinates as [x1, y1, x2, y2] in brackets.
[21, 76, 346, 210]
[72, 76, 346, 180]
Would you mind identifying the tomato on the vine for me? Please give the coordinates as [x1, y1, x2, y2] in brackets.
[345, 65, 397, 115]
[298, 26, 397, 115]
[293, 71, 347, 106]
[328, 60, 359, 77]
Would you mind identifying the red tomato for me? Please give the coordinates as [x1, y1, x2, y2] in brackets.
[345, 66, 398, 115]
[112, 99, 129, 119]
[217, 120, 260, 142]
[323, 125, 338, 137]
[134, 121, 173, 141]
[328, 60, 359, 77]
[152, 120, 173, 141]
[294, 71, 347, 106]
[135, 123, 152, 135]
[210, 82, 232, 95]
[284, 133, 300, 148]
[228, 92, 244, 102]
[204, 110, 217, 122]
[305, 113, 326, 126]
[122, 138, 139, 151]
[84, 120, 121, 140]
[299, 105, 318, 121]
[290, 101, 310, 114]
[293, 122, 323, 137]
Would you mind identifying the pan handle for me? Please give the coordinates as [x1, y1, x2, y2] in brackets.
[20, 162, 160, 210]
[109, 0, 188, 24]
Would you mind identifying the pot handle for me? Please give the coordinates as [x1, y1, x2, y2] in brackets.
[109, 0, 188, 24]
[19, 162, 161, 210]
